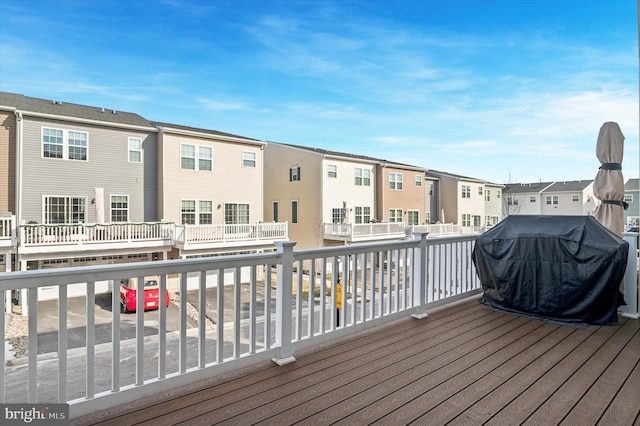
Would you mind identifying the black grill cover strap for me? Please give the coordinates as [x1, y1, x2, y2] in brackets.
[600, 163, 622, 170]
[601, 199, 629, 210]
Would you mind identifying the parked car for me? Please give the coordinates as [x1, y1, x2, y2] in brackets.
[120, 276, 170, 313]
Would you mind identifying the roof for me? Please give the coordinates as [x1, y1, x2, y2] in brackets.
[503, 182, 554, 194]
[624, 178, 639, 191]
[543, 180, 593, 192]
[0, 91, 154, 128]
[268, 142, 425, 169]
[153, 121, 262, 143]
[426, 169, 503, 186]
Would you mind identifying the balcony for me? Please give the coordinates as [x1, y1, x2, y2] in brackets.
[323, 221, 407, 242]
[16, 221, 289, 259]
[174, 222, 289, 255]
[0, 214, 17, 250]
[0, 233, 638, 423]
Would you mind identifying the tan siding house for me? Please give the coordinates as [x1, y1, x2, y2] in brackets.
[377, 163, 427, 226]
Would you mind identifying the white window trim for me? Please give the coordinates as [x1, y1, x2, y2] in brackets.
[181, 143, 213, 171]
[110, 194, 129, 222]
[242, 151, 257, 168]
[327, 164, 337, 178]
[42, 126, 89, 161]
[128, 137, 143, 163]
[42, 195, 88, 224]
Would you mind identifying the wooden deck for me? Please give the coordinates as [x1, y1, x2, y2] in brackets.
[73, 297, 640, 426]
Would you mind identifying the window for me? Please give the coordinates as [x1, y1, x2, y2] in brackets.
[128, 138, 142, 163]
[507, 197, 518, 206]
[425, 212, 431, 223]
[497, 191, 501, 199]
[572, 195, 580, 202]
[43, 128, 64, 158]
[42, 127, 88, 160]
[291, 201, 298, 224]
[225, 203, 249, 224]
[181, 200, 196, 224]
[462, 214, 471, 227]
[530, 196, 536, 203]
[461, 185, 471, 198]
[389, 208, 403, 223]
[199, 201, 213, 224]
[407, 210, 419, 226]
[485, 190, 491, 202]
[332, 208, 344, 224]
[68, 131, 88, 160]
[181, 144, 196, 170]
[289, 166, 301, 181]
[546, 195, 559, 205]
[428, 183, 434, 196]
[389, 173, 403, 190]
[44, 196, 86, 224]
[355, 168, 371, 186]
[473, 215, 482, 227]
[354, 206, 371, 224]
[415, 175, 422, 187]
[199, 146, 212, 171]
[273, 202, 279, 222]
[180, 144, 212, 171]
[624, 194, 633, 203]
[111, 195, 129, 222]
[327, 164, 337, 178]
[478, 187, 483, 195]
[243, 151, 256, 167]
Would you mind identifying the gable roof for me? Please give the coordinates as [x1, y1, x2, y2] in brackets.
[543, 180, 593, 192]
[426, 169, 503, 186]
[0, 91, 155, 129]
[503, 182, 555, 194]
[153, 121, 263, 145]
[625, 178, 639, 191]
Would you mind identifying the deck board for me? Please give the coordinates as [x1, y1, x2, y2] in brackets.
[72, 298, 640, 426]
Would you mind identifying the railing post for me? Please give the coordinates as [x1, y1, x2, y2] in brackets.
[411, 232, 429, 319]
[273, 240, 297, 365]
[622, 232, 639, 319]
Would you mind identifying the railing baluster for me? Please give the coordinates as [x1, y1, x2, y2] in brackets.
[198, 270, 207, 368]
[249, 266, 256, 353]
[0, 289, 4, 403]
[158, 275, 167, 379]
[179, 273, 187, 374]
[58, 284, 68, 402]
[28, 287, 37, 402]
[264, 264, 272, 350]
[295, 260, 302, 340]
[112, 279, 120, 392]
[86, 281, 96, 398]
[308, 259, 315, 337]
[216, 269, 224, 363]
[233, 267, 241, 359]
[135, 275, 144, 386]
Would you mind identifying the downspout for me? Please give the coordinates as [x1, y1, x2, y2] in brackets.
[14, 111, 22, 224]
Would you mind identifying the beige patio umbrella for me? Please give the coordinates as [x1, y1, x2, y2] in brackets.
[593, 121, 626, 238]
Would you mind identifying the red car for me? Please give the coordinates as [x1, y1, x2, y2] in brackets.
[120, 276, 170, 313]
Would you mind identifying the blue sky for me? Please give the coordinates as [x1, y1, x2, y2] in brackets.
[1, 0, 638, 184]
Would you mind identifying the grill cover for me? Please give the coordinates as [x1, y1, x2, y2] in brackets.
[472, 215, 628, 324]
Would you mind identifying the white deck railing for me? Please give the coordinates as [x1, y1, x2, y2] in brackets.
[0, 215, 16, 248]
[0, 233, 485, 418]
[174, 222, 288, 245]
[323, 222, 407, 241]
[20, 222, 174, 247]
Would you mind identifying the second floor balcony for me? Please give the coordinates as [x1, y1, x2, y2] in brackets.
[323, 221, 407, 242]
[17, 221, 289, 258]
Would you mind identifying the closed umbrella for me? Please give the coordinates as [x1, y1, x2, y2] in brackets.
[593, 122, 626, 238]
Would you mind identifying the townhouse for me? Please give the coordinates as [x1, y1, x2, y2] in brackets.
[155, 122, 286, 258]
[503, 180, 598, 216]
[624, 178, 639, 227]
[425, 170, 504, 232]
[263, 143, 434, 249]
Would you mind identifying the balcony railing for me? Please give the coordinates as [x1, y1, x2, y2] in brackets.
[16, 221, 289, 255]
[174, 222, 288, 249]
[0, 233, 487, 419]
[409, 223, 462, 236]
[0, 214, 17, 249]
[323, 222, 407, 242]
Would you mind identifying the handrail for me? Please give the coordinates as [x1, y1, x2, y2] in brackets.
[0, 233, 481, 418]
